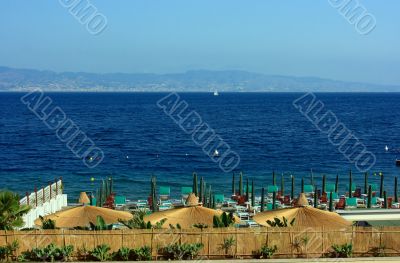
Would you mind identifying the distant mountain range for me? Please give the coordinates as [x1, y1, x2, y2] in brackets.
[0, 66, 398, 92]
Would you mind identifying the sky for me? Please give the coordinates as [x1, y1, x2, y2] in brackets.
[0, 0, 399, 85]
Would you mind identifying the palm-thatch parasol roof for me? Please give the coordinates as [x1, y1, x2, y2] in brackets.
[34, 205, 132, 228]
[253, 193, 351, 228]
[78, 192, 90, 204]
[144, 193, 239, 228]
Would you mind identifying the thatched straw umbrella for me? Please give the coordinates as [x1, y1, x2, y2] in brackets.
[144, 193, 239, 228]
[253, 193, 351, 228]
[78, 192, 90, 204]
[34, 206, 132, 228]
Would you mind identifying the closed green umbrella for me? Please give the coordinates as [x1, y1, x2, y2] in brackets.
[251, 180, 255, 207]
[364, 172, 368, 195]
[192, 172, 198, 196]
[232, 172, 235, 195]
[272, 170, 276, 185]
[367, 185, 372, 208]
[199, 177, 204, 203]
[322, 175, 326, 194]
[246, 178, 249, 201]
[301, 177, 304, 193]
[291, 175, 295, 200]
[272, 191, 276, 210]
[329, 192, 333, 212]
[380, 172, 384, 198]
[314, 186, 318, 208]
[261, 187, 265, 212]
[281, 173, 285, 196]
[335, 174, 339, 193]
[383, 190, 388, 209]
[349, 170, 353, 198]
[239, 172, 243, 196]
[395, 177, 398, 203]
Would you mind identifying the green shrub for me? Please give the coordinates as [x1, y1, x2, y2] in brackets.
[331, 243, 353, 258]
[114, 247, 130, 261]
[213, 212, 235, 228]
[161, 243, 204, 260]
[131, 246, 152, 261]
[20, 243, 74, 262]
[266, 216, 295, 227]
[39, 216, 56, 230]
[90, 244, 111, 261]
[0, 240, 19, 261]
[220, 236, 236, 257]
[253, 245, 277, 259]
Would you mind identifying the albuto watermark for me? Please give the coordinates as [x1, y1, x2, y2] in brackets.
[59, 0, 107, 35]
[21, 88, 104, 168]
[157, 92, 240, 173]
[329, 0, 376, 35]
[293, 93, 375, 173]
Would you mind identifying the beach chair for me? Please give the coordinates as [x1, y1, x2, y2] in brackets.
[159, 186, 171, 201]
[335, 198, 345, 209]
[367, 197, 380, 208]
[114, 195, 126, 208]
[354, 188, 362, 198]
[303, 185, 314, 197]
[267, 185, 278, 197]
[329, 192, 339, 200]
[214, 194, 225, 204]
[345, 197, 357, 208]
[181, 186, 193, 200]
[347, 184, 356, 196]
[325, 183, 336, 193]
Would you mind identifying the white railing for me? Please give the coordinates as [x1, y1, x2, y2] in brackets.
[19, 178, 68, 229]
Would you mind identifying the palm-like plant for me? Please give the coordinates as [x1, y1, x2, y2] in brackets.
[0, 191, 31, 230]
[119, 210, 166, 229]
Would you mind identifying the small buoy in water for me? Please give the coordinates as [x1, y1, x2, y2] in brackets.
[213, 149, 219, 157]
[385, 145, 389, 152]
[126, 155, 129, 159]
[90, 177, 95, 182]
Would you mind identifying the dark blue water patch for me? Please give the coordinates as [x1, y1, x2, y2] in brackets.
[1, 92, 400, 199]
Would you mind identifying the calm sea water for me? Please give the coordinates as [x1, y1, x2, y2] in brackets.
[1, 92, 400, 200]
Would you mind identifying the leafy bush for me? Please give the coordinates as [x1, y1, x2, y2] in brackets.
[253, 245, 277, 259]
[119, 210, 166, 229]
[220, 236, 236, 257]
[161, 243, 204, 260]
[112, 246, 151, 261]
[331, 243, 353, 258]
[20, 243, 74, 262]
[213, 212, 235, 228]
[131, 246, 151, 261]
[39, 216, 56, 230]
[114, 247, 130, 261]
[90, 244, 111, 261]
[266, 216, 295, 227]
[192, 223, 208, 229]
[0, 240, 19, 261]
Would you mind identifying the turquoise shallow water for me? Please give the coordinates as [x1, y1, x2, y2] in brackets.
[1, 92, 400, 200]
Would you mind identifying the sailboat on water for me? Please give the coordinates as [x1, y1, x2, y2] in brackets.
[213, 90, 219, 96]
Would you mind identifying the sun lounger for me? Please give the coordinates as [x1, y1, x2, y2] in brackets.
[267, 185, 278, 197]
[346, 197, 357, 208]
[214, 194, 225, 203]
[114, 195, 126, 208]
[159, 186, 171, 201]
[325, 183, 336, 193]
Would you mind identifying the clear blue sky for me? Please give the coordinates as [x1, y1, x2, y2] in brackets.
[0, 1, 399, 85]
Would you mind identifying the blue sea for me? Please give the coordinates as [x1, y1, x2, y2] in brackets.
[1, 92, 400, 200]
